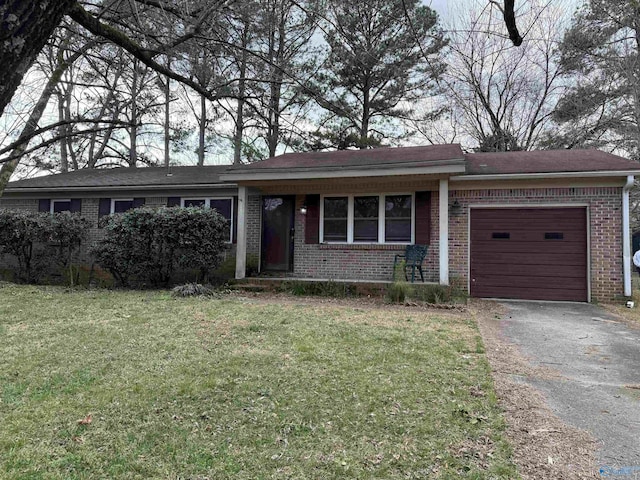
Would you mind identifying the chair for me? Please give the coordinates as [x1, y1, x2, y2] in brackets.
[393, 245, 428, 283]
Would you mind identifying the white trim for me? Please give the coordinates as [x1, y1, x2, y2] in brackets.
[6, 183, 236, 194]
[319, 193, 415, 245]
[110, 198, 134, 214]
[221, 163, 466, 182]
[50, 198, 71, 213]
[439, 179, 449, 285]
[623, 175, 634, 297]
[451, 170, 640, 181]
[181, 196, 234, 243]
[467, 204, 591, 302]
[235, 186, 248, 279]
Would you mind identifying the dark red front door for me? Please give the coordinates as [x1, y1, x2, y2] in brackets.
[262, 196, 295, 271]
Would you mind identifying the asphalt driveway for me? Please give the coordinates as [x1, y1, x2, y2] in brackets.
[498, 301, 640, 471]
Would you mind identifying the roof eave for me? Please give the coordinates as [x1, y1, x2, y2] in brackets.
[3, 182, 236, 194]
[221, 161, 466, 182]
[451, 171, 640, 181]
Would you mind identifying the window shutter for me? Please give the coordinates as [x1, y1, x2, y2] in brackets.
[38, 199, 51, 213]
[70, 199, 82, 213]
[304, 194, 320, 244]
[133, 198, 145, 208]
[232, 196, 238, 244]
[415, 191, 431, 245]
[167, 196, 181, 207]
[98, 198, 111, 218]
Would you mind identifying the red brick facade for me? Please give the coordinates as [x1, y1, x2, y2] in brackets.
[282, 186, 624, 302]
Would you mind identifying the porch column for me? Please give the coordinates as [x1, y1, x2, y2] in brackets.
[439, 178, 449, 285]
[235, 185, 248, 279]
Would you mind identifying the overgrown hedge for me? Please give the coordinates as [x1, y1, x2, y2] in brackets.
[0, 209, 90, 284]
[92, 207, 228, 287]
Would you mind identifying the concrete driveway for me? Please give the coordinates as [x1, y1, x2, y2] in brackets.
[498, 301, 640, 471]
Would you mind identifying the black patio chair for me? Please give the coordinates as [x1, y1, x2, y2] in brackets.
[393, 244, 428, 283]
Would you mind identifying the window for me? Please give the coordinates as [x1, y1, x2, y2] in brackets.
[51, 199, 72, 213]
[354, 196, 379, 242]
[112, 199, 134, 214]
[182, 197, 234, 242]
[384, 195, 412, 243]
[321, 194, 414, 244]
[323, 197, 348, 242]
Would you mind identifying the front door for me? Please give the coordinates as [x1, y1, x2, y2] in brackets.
[262, 196, 295, 272]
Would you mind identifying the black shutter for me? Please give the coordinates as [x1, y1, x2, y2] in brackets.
[232, 196, 238, 244]
[415, 191, 431, 245]
[304, 194, 320, 244]
[167, 196, 181, 207]
[133, 198, 145, 208]
[70, 199, 82, 213]
[98, 198, 111, 218]
[38, 199, 51, 213]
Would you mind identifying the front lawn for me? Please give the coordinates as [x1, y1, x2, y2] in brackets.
[0, 284, 517, 479]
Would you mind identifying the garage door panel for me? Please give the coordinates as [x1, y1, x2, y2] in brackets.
[471, 252, 586, 266]
[472, 241, 586, 254]
[471, 230, 586, 242]
[471, 286, 586, 302]
[470, 207, 588, 301]
[473, 263, 587, 277]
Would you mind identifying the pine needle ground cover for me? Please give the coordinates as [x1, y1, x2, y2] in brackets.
[0, 284, 517, 479]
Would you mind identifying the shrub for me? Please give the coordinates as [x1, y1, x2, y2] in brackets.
[0, 209, 89, 284]
[385, 282, 414, 303]
[171, 283, 214, 297]
[92, 207, 228, 287]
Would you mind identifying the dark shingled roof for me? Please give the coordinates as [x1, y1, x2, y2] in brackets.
[231, 144, 465, 170]
[5, 165, 232, 190]
[465, 149, 640, 175]
[5, 147, 640, 192]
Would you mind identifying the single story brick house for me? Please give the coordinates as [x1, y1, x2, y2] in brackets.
[2, 144, 639, 302]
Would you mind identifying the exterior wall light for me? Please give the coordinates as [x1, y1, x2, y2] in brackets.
[450, 199, 462, 216]
[300, 203, 308, 215]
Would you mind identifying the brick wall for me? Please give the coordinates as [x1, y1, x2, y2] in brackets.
[288, 186, 624, 301]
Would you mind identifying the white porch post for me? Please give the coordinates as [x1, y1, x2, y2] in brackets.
[235, 185, 248, 279]
[439, 178, 449, 286]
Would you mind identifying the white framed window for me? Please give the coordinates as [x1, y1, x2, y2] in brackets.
[51, 199, 72, 213]
[111, 198, 135, 214]
[181, 197, 234, 242]
[320, 193, 415, 244]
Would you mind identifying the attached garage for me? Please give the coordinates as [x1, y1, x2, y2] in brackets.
[470, 207, 588, 301]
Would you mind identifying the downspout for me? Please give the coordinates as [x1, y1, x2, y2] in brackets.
[623, 175, 634, 297]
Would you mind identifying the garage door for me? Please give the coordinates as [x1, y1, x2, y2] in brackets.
[470, 207, 588, 301]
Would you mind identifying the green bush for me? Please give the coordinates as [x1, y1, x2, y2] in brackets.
[385, 282, 414, 303]
[92, 207, 228, 287]
[0, 210, 90, 284]
[278, 280, 355, 297]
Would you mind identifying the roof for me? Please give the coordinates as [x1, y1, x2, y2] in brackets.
[465, 149, 640, 175]
[232, 144, 465, 170]
[4, 146, 640, 193]
[5, 165, 233, 192]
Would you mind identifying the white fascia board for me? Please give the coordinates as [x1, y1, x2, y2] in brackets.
[451, 171, 640, 181]
[4, 183, 237, 193]
[221, 162, 466, 182]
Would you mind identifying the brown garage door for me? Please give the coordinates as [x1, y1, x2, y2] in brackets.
[470, 207, 588, 301]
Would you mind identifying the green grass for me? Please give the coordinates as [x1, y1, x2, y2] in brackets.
[0, 284, 517, 479]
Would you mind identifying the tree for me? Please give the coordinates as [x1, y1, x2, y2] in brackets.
[422, 0, 567, 152]
[309, 0, 446, 149]
[552, 0, 640, 159]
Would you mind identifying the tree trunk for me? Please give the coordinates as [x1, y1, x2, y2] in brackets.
[0, 0, 75, 117]
[233, 22, 250, 166]
[129, 61, 138, 167]
[164, 59, 171, 168]
[198, 94, 206, 166]
[57, 91, 69, 172]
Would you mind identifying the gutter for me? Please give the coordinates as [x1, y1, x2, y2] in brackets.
[4, 182, 237, 194]
[623, 175, 634, 297]
[451, 170, 640, 181]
